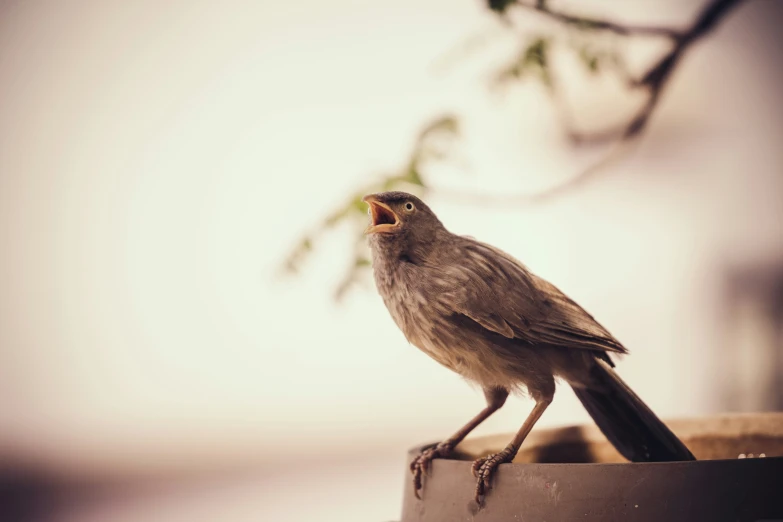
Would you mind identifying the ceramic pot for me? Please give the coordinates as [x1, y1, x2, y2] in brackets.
[399, 412, 783, 522]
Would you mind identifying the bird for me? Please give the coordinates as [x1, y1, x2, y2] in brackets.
[362, 190, 695, 506]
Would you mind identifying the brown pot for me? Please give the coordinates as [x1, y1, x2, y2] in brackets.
[400, 412, 783, 522]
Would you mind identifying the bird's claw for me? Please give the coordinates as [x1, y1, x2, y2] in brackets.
[471, 446, 515, 505]
[410, 441, 454, 499]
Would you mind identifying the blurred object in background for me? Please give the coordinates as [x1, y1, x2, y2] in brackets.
[720, 257, 783, 412]
[0, 466, 58, 522]
[0, 0, 781, 521]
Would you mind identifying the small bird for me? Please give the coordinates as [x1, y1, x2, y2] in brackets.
[363, 191, 695, 505]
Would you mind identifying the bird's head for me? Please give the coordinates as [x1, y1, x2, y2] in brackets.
[362, 191, 446, 259]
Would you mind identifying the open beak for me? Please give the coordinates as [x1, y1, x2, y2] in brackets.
[362, 194, 400, 235]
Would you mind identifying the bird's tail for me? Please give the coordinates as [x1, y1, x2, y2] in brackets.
[571, 359, 695, 462]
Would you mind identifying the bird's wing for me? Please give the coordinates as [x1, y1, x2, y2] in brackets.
[445, 239, 627, 355]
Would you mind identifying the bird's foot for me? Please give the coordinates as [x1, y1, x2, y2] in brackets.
[471, 444, 517, 505]
[410, 441, 455, 499]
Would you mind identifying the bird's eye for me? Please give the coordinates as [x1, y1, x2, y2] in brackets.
[404, 202, 415, 212]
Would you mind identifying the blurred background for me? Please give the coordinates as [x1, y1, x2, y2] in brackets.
[1, 0, 781, 520]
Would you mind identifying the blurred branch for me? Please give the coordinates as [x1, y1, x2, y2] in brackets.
[489, 0, 744, 197]
[507, 0, 744, 146]
[279, 115, 460, 300]
[614, 0, 745, 140]
[514, 1, 682, 38]
[284, 0, 746, 301]
[435, 137, 639, 207]
[493, 36, 554, 89]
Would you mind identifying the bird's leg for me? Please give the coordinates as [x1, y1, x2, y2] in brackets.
[411, 387, 508, 499]
[472, 397, 552, 505]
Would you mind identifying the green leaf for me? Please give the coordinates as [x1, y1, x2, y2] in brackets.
[578, 46, 601, 74]
[416, 115, 460, 143]
[281, 114, 461, 303]
[524, 38, 548, 68]
[407, 168, 424, 186]
[487, 0, 516, 14]
[494, 37, 551, 87]
[350, 195, 368, 214]
[280, 234, 315, 274]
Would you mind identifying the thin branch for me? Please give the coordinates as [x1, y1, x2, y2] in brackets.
[544, 61, 632, 146]
[433, 137, 640, 208]
[512, 0, 741, 202]
[548, 0, 745, 146]
[279, 115, 459, 297]
[284, 0, 748, 302]
[454, 0, 744, 207]
[616, 0, 744, 141]
[515, 1, 682, 39]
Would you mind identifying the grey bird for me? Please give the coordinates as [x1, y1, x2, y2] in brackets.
[362, 191, 695, 505]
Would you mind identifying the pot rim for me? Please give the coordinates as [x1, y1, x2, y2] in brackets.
[412, 411, 783, 465]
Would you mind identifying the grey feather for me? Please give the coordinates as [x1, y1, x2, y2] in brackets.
[365, 191, 694, 462]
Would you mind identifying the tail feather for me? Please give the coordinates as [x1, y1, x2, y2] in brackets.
[572, 360, 695, 462]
